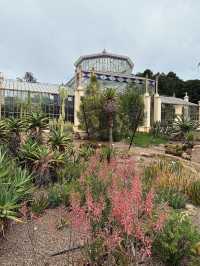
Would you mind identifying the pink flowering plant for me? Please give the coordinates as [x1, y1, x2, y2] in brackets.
[69, 154, 168, 265]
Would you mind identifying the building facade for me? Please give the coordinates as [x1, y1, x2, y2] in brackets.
[0, 50, 199, 131]
[67, 50, 199, 132]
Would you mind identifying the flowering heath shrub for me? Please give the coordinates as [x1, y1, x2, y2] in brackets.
[69, 154, 168, 265]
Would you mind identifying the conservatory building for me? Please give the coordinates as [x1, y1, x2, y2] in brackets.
[0, 50, 199, 131]
[67, 50, 199, 132]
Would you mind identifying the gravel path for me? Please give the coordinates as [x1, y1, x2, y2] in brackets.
[0, 207, 84, 266]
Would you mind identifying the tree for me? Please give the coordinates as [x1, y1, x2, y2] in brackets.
[78, 74, 102, 139]
[119, 86, 144, 149]
[24, 72, 37, 83]
[103, 88, 117, 146]
[137, 69, 154, 79]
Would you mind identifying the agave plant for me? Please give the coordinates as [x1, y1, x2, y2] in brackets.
[49, 128, 71, 152]
[0, 120, 9, 144]
[6, 117, 26, 155]
[26, 112, 49, 143]
[172, 115, 199, 141]
[19, 139, 65, 186]
[0, 148, 32, 236]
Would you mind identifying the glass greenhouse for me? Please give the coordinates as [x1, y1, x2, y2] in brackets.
[0, 78, 74, 122]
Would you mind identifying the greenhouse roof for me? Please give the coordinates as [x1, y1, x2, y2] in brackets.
[74, 50, 134, 68]
[0, 79, 74, 95]
[160, 96, 197, 106]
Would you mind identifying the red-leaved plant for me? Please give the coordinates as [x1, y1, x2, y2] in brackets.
[69, 154, 168, 265]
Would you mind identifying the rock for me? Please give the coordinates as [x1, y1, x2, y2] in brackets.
[185, 203, 196, 211]
[141, 153, 155, 158]
[182, 152, 191, 160]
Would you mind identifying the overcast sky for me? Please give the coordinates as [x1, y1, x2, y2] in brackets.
[0, 0, 200, 84]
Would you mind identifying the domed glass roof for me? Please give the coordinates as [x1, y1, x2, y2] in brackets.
[74, 50, 134, 74]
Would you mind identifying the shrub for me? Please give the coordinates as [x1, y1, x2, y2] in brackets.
[146, 159, 197, 196]
[49, 128, 71, 152]
[31, 192, 48, 215]
[153, 212, 200, 265]
[155, 187, 187, 209]
[165, 144, 183, 157]
[0, 120, 9, 144]
[151, 121, 172, 138]
[188, 180, 200, 206]
[79, 144, 96, 161]
[57, 162, 84, 182]
[69, 155, 168, 265]
[19, 139, 65, 186]
[48, 183, 72, 208]
[48, 184, 62, 208]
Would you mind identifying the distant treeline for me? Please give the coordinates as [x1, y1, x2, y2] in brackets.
[137, 69, 200, 103]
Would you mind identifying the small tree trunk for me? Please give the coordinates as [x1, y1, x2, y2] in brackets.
[108, 115, 113, 147]
[109, 126, 113, 147]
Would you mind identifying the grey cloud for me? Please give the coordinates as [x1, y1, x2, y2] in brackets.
[0, 0, 200, 83]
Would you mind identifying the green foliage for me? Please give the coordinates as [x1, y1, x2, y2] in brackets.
[129, 132, 167, 147]
[31, 192, 48, 215]
[26, 112, 49, 143]
[153, 212, 200, 266]
[48, 184, 62, 208]
[57, 161, 84, 182]
[119, 86, 144, 149]
[79, 143, 96, 161]
[0, 147, 32, 232]
[0, 120, 9, 144]
[172, 115, 199, 141]
[19, 139, 65, 186]
[188, 180, 200, 206]
[102, 88, 117, 145]
[83, 237, 106, 265]
[151, 121, 172, 138]
[49, 128, 71, 152]
[7, 117, 25, 155]
[48, 183, 71, 208]
[165, 144, 184, 156]
[156, 187, 187, 209]
[78, 75, 102, 138]
[99, 145, 116, 163]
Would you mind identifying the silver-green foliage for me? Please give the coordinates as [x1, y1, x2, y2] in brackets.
[0, 147, 32, 224]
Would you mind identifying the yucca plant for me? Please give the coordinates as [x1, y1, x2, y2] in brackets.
[49, 128, 71, 152]
[26, 112, 49, 143]
[103, 88, 117, 146]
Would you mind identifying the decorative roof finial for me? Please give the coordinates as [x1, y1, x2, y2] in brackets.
[102, 49, 107, 54]
[184, 91, 189, 102]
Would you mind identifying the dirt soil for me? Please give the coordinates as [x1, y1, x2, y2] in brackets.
[0, 207, 85, 266]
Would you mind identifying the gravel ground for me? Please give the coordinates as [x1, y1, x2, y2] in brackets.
[0, 207, 85, 266]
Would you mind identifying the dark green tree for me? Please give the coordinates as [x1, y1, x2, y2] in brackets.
[24, 72, 37, 83]
[119, 86, 144, 149]
[78, 74, 102, 139]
